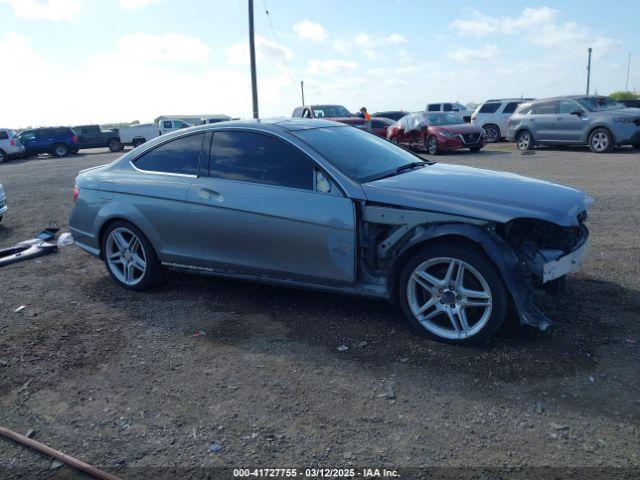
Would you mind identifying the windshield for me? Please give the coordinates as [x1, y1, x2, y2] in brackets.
[426, 113, 463, 126]
[294, 126, 425, 183]
[312, 105, 352, 118]
[576, 96, 625, 111]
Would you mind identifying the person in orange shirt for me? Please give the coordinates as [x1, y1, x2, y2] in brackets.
[358, 107, 372, 121]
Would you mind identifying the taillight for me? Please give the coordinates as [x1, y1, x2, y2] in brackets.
[471, 113, 477, 121]
[73, 185, 80, 203]
[72, 135, 79, 143]
[10, 139, 15, 146]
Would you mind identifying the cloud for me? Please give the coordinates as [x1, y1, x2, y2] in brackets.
[292, 19, 327, 43]
[119, 0, 161, 10]
[116, 33, 211, 63]
[384, 33, 408, 44]
[226, 35, 294, 67]
[450, 7, 618, 59]
[447, 44, 500, 62]
[0, 0, 81, 21]
[306, 59, 358, 75]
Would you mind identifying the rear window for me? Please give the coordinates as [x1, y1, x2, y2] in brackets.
[479, 103, 501, 114]
[502, 102, 521, 114]
[0, 131, 8, 140]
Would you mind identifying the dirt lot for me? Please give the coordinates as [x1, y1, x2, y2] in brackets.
[1, 143, 639, 479]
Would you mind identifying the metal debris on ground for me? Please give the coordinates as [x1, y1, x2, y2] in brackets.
[209, 442, 223, 453]
[13, 306, 26, 313]
[337, 345, 349, 352]
[0, 228, 65, 268]
[193, 330, 207, 338]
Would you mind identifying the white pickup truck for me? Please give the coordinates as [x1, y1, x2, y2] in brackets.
[119, 119, 192, 148]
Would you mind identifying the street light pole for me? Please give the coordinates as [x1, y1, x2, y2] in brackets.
[586, 47, 592, 95]
[248, 0, 259, 119]
[626, 53, 631, 92]
[301, 81, 305, 106]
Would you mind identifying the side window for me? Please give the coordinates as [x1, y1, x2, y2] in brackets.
[532, 101, 557, 115]
[443, 103, 453, 112]
[479, 103, 501, 114]
[427, 104, 440, 112]
[21, 131, 36, 141]
[502, 102, 521, 114]
[0, 131, 8, 140]
[209, 131, 314, 190]
[557, 100, 581, 114]
[134, 133, 204, 175]
[163, 121, 173, 129]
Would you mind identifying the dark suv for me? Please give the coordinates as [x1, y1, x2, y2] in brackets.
[18, 127, 80, 158]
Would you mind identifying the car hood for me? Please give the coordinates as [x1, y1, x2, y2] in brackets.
[362, 163, 593, 226]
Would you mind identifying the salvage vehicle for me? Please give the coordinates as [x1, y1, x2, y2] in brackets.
[17, 127, 80, 158]
[72, 124, 123, 152]
[0, 181, 6, 223]
[0, 129, 24, 163]
[507, 96, 640, 153]
[291, 105, 369, 129]
[118, 118, 192, 148]
[388, 112, 486, 154]
[69, 120, 592, 345]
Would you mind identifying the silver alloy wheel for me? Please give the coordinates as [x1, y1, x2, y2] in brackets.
[591, 131, 610, 152]
[407, 257, 493, 340]
[105, 227, 147, 286]
[484, 126, 499, 143]
[428, 136, 438, 155]
[517, 131, 531, 150]
[55, 145, 67, 156]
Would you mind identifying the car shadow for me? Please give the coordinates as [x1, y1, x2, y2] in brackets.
[533, 145, 639, 155]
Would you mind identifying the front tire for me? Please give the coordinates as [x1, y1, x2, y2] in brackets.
[427, 136, 439, 155]
[398, 243, 508, 345]
[516, 130, 534, 151]
[588, 128, 613, 153]
[52, 143, 69, 157]
[469, 147, 482, 153]
[102, 221, 162, 291]
[483, 124, 500, 143]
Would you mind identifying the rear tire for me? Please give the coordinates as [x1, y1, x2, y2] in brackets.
[588, 128, 613, 153]
[398, 242, 508, 345]
[108, 138, 123, 152]
[483, 124, 500, 143]
[101, 221, 163, 291]
[516, 130, 534, 151]
[427, 136, 439, 155]
[469, 147, 482, 153]
[0, 149, 7, 163]
[52, 143, 69, 157]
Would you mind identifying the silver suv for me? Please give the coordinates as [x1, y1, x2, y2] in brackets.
[507, 96, 640, 153]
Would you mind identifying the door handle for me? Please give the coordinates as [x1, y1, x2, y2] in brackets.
[556, 117, 564, 121]
[198, 188, 223, 202]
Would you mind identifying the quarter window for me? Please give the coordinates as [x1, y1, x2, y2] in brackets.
[134, 133, 204, 175]
[479, 103, 501, 114]
[209, 131, 314, 190]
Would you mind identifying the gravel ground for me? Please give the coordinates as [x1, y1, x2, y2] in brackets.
[1, 143, 639, 479]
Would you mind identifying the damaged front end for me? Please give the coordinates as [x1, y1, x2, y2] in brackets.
[360, 203, 591, 332]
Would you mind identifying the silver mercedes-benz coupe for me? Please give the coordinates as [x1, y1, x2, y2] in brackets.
[70, 119, 592, 344]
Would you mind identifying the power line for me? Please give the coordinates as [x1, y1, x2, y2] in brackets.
[261, 0, 300, 98]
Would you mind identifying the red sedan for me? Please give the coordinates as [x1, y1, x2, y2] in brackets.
[387, 112, 486, 154]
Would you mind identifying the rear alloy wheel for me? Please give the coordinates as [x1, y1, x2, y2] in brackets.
[483, 124, 500, 143]
[516, 130, 534, 151]
[108, 138, 123, 152]
[427, 136, 439, 155]
[588, 128, 613, 153]
[102, 221, 162, 290]
[399, 244, 508, 345]
[53, 143, 69, 157]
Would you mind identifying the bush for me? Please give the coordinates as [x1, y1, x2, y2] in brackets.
[609, 91, 639, 101]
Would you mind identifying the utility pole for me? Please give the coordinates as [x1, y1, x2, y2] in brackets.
[626, 53, 631, 91]
[586, 47, 592, 95]
[301, 81, 305, 106]
[248, 0, 259, 119]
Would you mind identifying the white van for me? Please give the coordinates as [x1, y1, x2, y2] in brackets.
[119, 119, 192, 148]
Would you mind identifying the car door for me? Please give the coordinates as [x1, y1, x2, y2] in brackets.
[554, 99, 586, 143]
[530, 101, 558, 142]
[186, 129, 356, 285]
